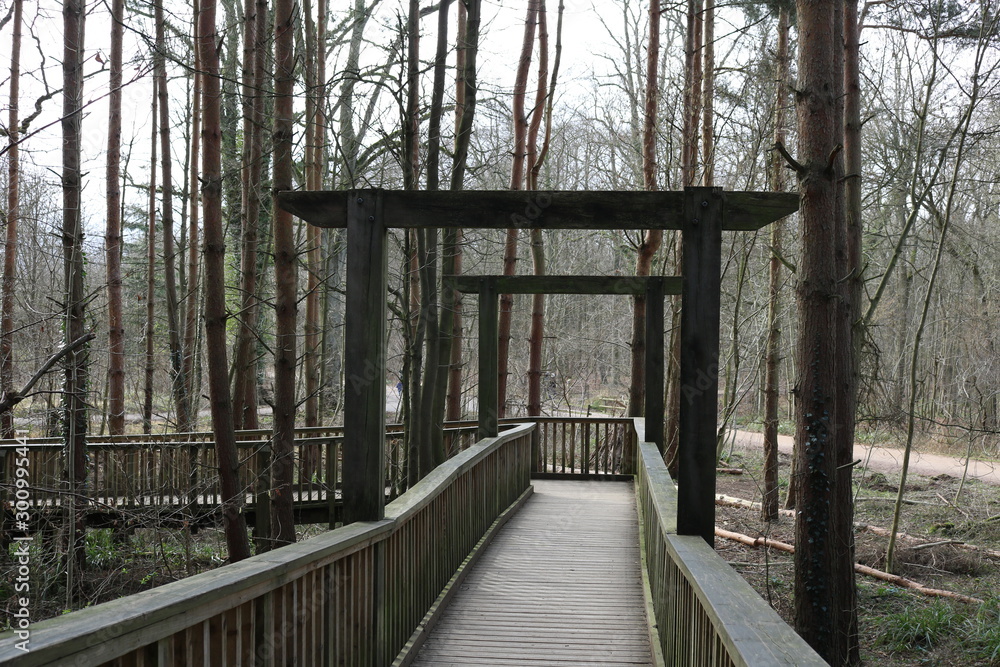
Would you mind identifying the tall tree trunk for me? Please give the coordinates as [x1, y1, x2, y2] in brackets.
[790, 0, 859, 661]
[303, 0, 322, 429]
[155, 0, 191, 433]
[402, 0, 421, 480]
[627, 0, 662, 422]
[664, 0, 702, 470]
[144, 86, 158, 434]
[700, 0, 714, 186]
[444, 0, 480, 425]
[417, 0, 454, 473]
[105, 0, 125, 436]
[763, 6, 789, 521]
[525, 0, 550, 418]
[0, 0, 23, 439]
[63, 0, 89, 588]
[183, 0, 202, 432]
[232, 0, 267, 431]
[271, 0, 298, 546]
[498, 0, 540, 418]
[199, 0, 252, 563]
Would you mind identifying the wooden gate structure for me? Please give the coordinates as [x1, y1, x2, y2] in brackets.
[278, 186, 797, 544]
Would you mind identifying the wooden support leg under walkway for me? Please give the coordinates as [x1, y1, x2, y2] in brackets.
[411, 480, 653, 666]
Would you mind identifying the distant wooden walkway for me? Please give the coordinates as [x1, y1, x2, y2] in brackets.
[412, 479, 653, 666]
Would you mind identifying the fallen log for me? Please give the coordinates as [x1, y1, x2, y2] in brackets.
[717, 493, 1000, 561]
[715, 527, 983, 605]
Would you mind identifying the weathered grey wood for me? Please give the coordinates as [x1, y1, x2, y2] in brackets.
[637, 430, 826, 666]
[478, 279, 499, 440]
[450, 274, 682, 296]
[677, 187, 724, 546]
[343, 190, 387, 523]
[278, 189, 798, 231]
[644, 277, 665, 453]
[411, 480, 653, 666]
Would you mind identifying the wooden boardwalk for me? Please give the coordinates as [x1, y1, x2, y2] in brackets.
[412, 479, 653, 666]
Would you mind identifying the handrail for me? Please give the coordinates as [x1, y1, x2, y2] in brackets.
[0, 423, 535, 667]
[634, 430, 827, 666]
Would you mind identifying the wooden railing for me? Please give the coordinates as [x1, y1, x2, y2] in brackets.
[634, 423, 827, 666]
[0, 424, 481, 523]
[0, 423, 534, 667]
[526, 416, 636, 476]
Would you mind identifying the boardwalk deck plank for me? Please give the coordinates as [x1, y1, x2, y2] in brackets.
[411, 479, 653, 666]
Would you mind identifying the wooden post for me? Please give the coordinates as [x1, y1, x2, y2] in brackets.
[678, 186, 723, 545]
[478, 278, 499, 440]
[644, 277, 665, 454]
[343, 189, 387, 523]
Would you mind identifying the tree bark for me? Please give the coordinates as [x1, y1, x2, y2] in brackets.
[232, 0, 268, 431]
[498, 0, 540, 418]
[271, 0, 298, 546]
[155, 0, 191, 433]
[763, 6, 789, 521]
[104, 0, 125, 436]
[144, 85, 158, 434]
[0, 0, 23, 439]
[525, 0, 551, 418]
[791, 0, 859, 661]
[182, 0, 202, 433]
[199, 0, 252, 562]
[303, 0, 323, 429]
[63, 0, 89, 587]
[627, 0, 662, 423]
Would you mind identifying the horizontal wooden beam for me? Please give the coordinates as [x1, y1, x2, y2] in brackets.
[278, 189, 797, 231]
[448, 275, 683, 296]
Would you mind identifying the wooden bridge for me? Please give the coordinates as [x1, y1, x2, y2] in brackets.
[0, 188, 823, 664]
[0, 418, 824, 666]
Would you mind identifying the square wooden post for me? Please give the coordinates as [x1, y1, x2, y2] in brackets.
[678, 186, 723, 545]
[343, 189, 387, 524]
[478, 278, 499, 441]
[644, 277, 665, 455]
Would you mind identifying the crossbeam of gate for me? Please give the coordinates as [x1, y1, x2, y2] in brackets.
[447, 275, 681, 453]
[279, 187, 798, 544]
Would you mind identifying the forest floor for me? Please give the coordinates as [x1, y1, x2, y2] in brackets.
[718, 430, 1000, 666]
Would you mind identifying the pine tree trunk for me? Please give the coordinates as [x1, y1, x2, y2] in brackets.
[232, 0, 267, 431]
[143, 87, 158, 434]
[791, 0, 859, 661]
[762, 7, 789, 521]
[271, 0, 298, 546]
[199, 0, 252, 562]
[155, 0, 191, 433]
[105, 0, 125, 436]
[183, 0, 202, 432]
[63, 0, 89, 585]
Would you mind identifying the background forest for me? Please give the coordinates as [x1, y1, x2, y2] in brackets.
[1, 0, 1000, 663]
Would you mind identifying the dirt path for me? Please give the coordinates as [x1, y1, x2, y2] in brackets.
[728, 429, 1000, 486]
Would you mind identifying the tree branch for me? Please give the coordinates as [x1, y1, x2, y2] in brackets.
[773, 140, 805, 175]
[0, 333, 95, 414]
